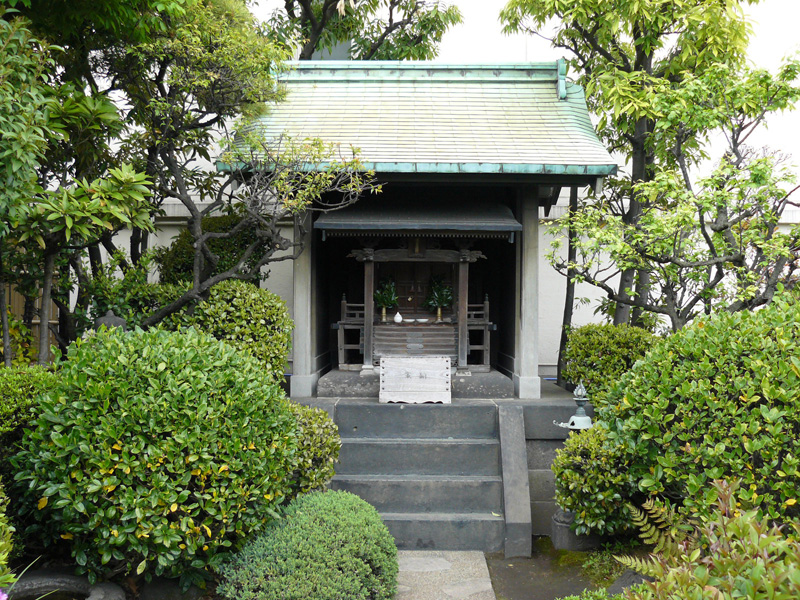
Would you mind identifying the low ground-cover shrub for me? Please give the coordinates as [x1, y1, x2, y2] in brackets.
[286, 403, 340, 497]
[556, 592, 624, 600]
[217, 490, 398, 600]
[13, 328, 298, 587]
[0, 366, 58, 477]
[622, 480, 800, 600]
[552, 427, 637, 536]
[168, 280, 292, 383]
[562, 324, 655, 400]
[0, 478, 15, 590]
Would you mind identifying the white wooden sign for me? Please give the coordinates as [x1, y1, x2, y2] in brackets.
[379, 356, 451, 404]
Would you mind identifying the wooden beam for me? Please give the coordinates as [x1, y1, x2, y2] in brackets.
[349, 248, 485, 263]
[458, 260, 469, 369]
[363, 260, 375, 368]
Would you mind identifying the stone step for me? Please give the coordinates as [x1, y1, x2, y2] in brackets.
[380, 512, 505, 552]
[335, 402, 498, 439]
[337, 438, 501, 476]
[330, 474, 503, 513]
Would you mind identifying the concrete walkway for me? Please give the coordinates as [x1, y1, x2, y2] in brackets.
[396, 551, 496, 600]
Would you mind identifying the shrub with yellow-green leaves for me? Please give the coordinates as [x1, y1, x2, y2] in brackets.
[0, 478, 15, 591]
[13, 328, 299, 588]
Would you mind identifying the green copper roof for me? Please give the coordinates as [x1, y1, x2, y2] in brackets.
[247, 61, 617, 177]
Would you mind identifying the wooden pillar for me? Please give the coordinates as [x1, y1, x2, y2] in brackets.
[363, 259, 375, 370]
[458, 260, 469, 370]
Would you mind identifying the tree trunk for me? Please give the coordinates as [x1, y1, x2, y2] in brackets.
[0, 281, 9, 367]
[614, 111, 650, 325]
[557, 187, 579, 387]
[88, 244, 103, 277]
[613, 268, 635, 325]
[630, 270, 651, 329]
[23, 295, 35, 331]
[37, 252, 56, 366]
[0, 242, 10, 366]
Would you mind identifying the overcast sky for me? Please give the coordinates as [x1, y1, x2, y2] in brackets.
[251, 0, 800, 172]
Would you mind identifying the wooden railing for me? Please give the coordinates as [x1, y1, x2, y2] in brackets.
[334, 295, 492, 370]
[466, 295, 492, 369]
[335, 296, 366, 370]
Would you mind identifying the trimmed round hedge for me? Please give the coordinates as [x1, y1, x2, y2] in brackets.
[556, 296, 800, 536]
[562, 324, 656, 400]
[217, 490, 398, 600]
[178, 280, 292, 383]
[0, 366, 58, 478]
[552, 426, 637, 536]
[601, 295, 800, 522]
[286, 403, 341, 498]
[13, 328, 298, 586]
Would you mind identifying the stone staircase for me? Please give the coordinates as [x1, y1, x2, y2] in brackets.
[329, 401, 506, 551]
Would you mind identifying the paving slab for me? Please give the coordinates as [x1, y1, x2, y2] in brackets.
[396, 551, 496, 600]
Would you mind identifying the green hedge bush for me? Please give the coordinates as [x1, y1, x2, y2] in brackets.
[286, 403, 340, 497]
[552, 427, 637, 536]
[562, 324, 656, 401]
[599, 295, 800, 524]
[156, 214, 266, 285]
[556, 296, 800, 537]
[13, 328, 298, 587]
[169, 280, 292, 383]
[0, 478, 15, 591]
[0, 366, 58, 477]
[218, 490, 398, 600]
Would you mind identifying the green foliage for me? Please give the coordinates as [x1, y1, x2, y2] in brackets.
[170, 280, 293, 383]
[556, 591, 624, 600]
[504, 0, 800, 329]
[15, 164, 153, 250]
[373, 279, 398, 309]
[552, 426, 636, 537]
[423, 276, 453, 310]
[267, 0, 462, 60]
[156, 214, 267, 285]
[628, 498, 695, 557]
[286, 403, 341, 498]
[13, 328, 299, 587]
[0, 478, 16, 590]
[599, 294, 800, 524]
[624, 480, 800, 600]
[217, 490, 398, 600]
[0, 366, 58, 478]
[561, 324, 656, 401]
[0, 312, 36, 366]
[74, 251, 188, 333]
[0, 13, 54, 234]
[500, 0, 753, 162]
[580, 546, 629, 589]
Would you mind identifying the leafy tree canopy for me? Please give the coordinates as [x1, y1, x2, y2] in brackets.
[502, 0, 800, 330]
[265, 0, 462, 60]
